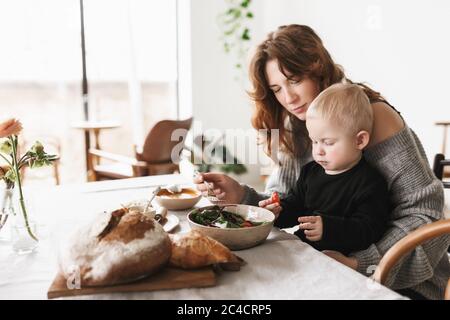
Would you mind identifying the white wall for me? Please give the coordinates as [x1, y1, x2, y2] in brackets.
[183, 0, 450, 188]
[188, 0, 253, 132]
[256, 0, 450, 162]
[181, 0, 266, 188]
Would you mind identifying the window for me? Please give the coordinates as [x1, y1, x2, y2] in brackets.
[0, 0, 179, 184]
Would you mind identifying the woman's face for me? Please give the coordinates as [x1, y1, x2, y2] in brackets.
[265, 59, 320, 121]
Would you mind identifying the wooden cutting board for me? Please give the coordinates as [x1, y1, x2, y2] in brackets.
[47, 266, 216, 299]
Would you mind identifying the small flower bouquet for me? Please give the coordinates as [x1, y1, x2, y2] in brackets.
[0, 135, 58, 241]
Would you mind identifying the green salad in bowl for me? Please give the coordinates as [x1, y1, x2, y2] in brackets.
[189, 205, 267, 228]
[187, 204, 275, 250]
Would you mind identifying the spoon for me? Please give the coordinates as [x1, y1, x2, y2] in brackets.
[144, 186, 161, 213]
[154, 207, 168, 224]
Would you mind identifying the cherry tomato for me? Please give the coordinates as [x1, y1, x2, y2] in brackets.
[241, 221, 253, 228]
[270, 192, 280, 204]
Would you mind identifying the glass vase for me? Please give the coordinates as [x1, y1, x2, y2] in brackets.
[8, 188, 38, 254]
[0, 187, 13, 242]
[11, 218, 38, 255]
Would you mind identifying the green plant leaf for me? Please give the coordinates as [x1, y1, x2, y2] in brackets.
[4, 168, 16, 182]
[218, 0, 253, 79]
[241, 28, 250, 40]
[224, 22, 240, 36]
[220, 163, 247, 175]
[0, 139, 12, 155]
[240, 0, 250, 8]
[226, 8, 235, 15]
[31, 141, 44, 154]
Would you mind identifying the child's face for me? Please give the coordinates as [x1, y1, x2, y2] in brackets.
[306, 116, 365, 175]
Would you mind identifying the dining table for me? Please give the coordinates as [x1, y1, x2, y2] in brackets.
[0, 174, 407, 300]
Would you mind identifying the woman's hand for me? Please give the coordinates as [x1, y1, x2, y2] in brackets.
[0, 119, 22, 138]
[193, 172, 246, 204]
[322, 250, 358, 270]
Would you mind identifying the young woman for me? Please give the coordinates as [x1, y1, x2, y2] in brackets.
[194, 25, 450, 299]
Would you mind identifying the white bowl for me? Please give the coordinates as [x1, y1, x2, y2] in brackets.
[155, 187, 202, 210]
[187, 204, 275, 250]
[122, 199, 169, 219]
[123, 199, 157, 216]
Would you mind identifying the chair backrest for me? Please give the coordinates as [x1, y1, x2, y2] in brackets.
[433, 153, 450, 188]
[447, 279, 450, 300]
[136, 117, 193, 164]
[372, 219, 450, 299]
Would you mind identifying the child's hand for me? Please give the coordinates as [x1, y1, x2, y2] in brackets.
[0, 119, 22, 138]
[298, 216, 323, 241]
[258, 195, 282, 218]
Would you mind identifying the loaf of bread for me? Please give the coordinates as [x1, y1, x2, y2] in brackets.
[169, 230, 245, 270]
[59, 207, 171, 287]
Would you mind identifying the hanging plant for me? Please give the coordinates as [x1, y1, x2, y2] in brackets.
[217, 0, 254, 76]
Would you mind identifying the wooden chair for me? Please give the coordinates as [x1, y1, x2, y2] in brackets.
[87, 117, 193, 181]
[435, 122, 450, 178]
[372, 219, 450, 300]
[434, 153, 450, 252]
[433, 153, 450, 188]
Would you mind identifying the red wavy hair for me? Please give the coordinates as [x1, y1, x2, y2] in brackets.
[248, 24, 385, 158]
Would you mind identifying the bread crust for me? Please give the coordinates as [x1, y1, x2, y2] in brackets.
[60, 209, 171, 287]
[169, 230, 244, 270]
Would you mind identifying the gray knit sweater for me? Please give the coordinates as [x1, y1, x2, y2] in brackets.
[241, 125, 450, 300]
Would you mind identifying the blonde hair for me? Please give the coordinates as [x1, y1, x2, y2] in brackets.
[306, 83, 373, 135]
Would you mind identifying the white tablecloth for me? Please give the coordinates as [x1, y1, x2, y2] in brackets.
[0, 175, 405, 300]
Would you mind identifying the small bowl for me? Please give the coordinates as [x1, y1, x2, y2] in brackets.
[187, 204, 275, 250]
[155, 187, 202, 210]
[123, 199, 157, 216]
